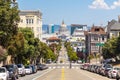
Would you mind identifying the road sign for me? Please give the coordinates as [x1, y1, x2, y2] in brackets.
[96, 43, 104, 46]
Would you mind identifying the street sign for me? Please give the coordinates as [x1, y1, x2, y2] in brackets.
[96, 43, 104, 46]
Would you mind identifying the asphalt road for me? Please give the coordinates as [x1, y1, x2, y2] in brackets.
[18, 66, 116, 80]
[24, 68, 115, 80]
[18, 42, 116, 80]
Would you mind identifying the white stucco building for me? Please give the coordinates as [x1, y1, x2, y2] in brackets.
[18, 10, 42, 40]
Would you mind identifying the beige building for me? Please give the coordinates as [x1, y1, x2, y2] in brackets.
[18, 10, 42, 40]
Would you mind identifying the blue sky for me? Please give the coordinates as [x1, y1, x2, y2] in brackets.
[17, 0, 120, 26]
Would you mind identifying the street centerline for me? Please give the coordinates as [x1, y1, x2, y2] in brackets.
[61, 68, 65, 80]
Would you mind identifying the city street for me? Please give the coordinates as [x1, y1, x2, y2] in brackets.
[36, 68, 115, 80]
[18, 43, 115, 80]
[1, 1, 120, 80]
[19, 68, 116, 80]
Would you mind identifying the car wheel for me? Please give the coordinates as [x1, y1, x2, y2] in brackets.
[116, 78, 119, 80]
[12, 76, 16, 80]
[16, 75, 19, 79]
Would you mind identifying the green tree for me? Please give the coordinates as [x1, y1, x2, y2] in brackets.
[7, 32, 25, 63]
[19, 28, 37, 64]
[64, 41, 78, 61]
[102, 37, 117, 59]
[0, 0, 19, 48]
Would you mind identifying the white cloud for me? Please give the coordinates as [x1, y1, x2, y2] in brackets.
[110, 0, 120, 9]
[89, 0, 110, 10]
[89, 0, 120, 10]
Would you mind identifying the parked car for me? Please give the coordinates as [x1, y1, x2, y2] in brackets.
[77, 60, 82, 64]
[30, 65, 37, 73]
[96, 65, 102, 74]
[80, 64, 84, 69]
[37, 64, 48, 70]
[0, 67, 9, 80]
[90, 65, 96, 72]
[108, 67, 120, 79]
[101, 64, 113, 76]
[116, 68, 120, 80]
[82, 63, 90, 70]
[17, 64, 26, 76]
[46, 59, 52, 64]
[25, 65, 32, 74]
[3, 64, 19, 80]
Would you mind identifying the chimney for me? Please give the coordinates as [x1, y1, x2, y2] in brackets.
[118, 15, 120, 23]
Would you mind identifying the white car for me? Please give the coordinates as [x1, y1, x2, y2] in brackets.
[108, 67, 120, 78]
[25, 65, 32, 74]
[17, 64, 26, 76]
[0, 67, 9, 80]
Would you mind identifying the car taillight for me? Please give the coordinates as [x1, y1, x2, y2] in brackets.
[113, 71, 116, 73]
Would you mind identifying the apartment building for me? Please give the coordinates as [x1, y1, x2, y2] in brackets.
[18, 10, 42, 40]
[106, 16, 120, 39]
[86, 26, 107, 55]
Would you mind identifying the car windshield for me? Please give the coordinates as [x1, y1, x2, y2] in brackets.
[25, 66, 30, 68]
[114, 68, 120, 70]
[0, 68, 5, 73]
[17, 64, 22, 68]
[4, 65, 14, 71]
[104, 64, 112, 68]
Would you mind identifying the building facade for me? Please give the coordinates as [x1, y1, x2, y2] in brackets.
[86, 26, 107, 56]
[18, 10, 42, 40]
[71, 24, 87, 35]
[106, 16, 120, 39]
[47, 24, 55, 34]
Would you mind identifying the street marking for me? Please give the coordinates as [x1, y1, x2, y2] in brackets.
[32, 69, 54, 80]
[61, 68, 65, 80]
[48, 66, 80, 69]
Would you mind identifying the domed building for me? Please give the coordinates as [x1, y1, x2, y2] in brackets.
[58, 21, 70, 41]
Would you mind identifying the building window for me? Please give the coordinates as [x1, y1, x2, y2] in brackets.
[26, 19, 29, 24]
[32, 19, 34, 24]
[102, 36, 104, 41]
[94, 36, 98, 41]
[26, 16, 34, 24]
[26, 19, 34, 24]
[95, 29, 99, 32]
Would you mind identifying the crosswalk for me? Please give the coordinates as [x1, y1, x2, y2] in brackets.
[48, 66, 80, 69]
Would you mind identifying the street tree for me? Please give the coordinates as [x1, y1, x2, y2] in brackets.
[0, 0, 19, 48]
[102, 37, 117, 59]
[7, 32, 25, 63]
